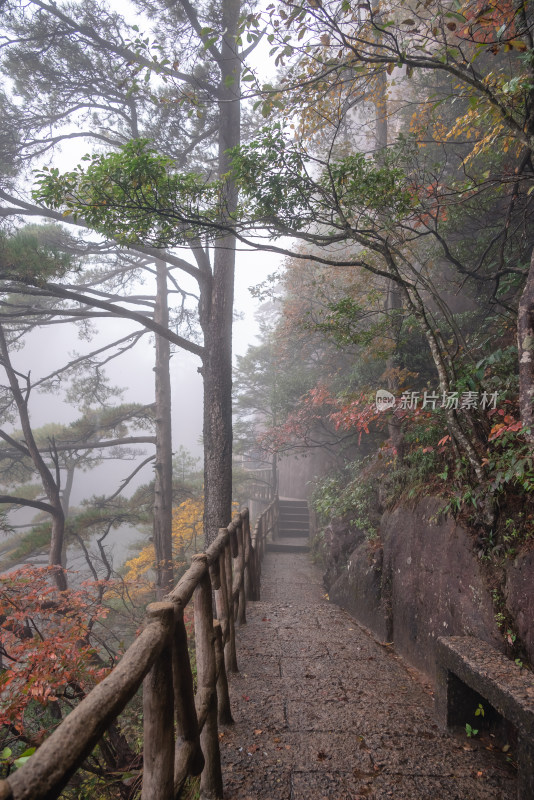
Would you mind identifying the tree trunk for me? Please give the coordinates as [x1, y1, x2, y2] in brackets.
[392, 268, 485, 482]
[374, 80, 404, 458]
[0, 323, 67, 590]
[153, 259, 174, 597]
[60, 462, 75, 568]
[271, 453, 278, 499]
[374, 66, 388, 155]
[518, 248, 534, 445]
[385, 279, 404, 458]
[202, 0, 241, 546]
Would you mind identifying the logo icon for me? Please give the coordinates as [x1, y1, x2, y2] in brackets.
[375, 389, 395, 412]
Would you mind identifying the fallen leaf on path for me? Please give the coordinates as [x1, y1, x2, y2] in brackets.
[242, 695, 250, 701]
[253, 729, 263, 735]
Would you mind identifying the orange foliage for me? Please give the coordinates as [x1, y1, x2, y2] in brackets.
[458, 0, 524, 45]
[0, 567, 111, 733]
[124, 498, 204, 587]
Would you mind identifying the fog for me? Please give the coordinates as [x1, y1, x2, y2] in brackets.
[11, 246, 280, 505]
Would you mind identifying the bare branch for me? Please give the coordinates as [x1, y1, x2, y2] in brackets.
[0, 494, 55, 514]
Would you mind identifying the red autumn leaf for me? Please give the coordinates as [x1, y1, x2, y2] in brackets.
[0, 566, 112, 732]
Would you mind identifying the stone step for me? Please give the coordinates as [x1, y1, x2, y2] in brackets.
[277, 499, 310, 547]
[266, 541, 310, 553]
[279, 519, 309, 530]
[279, 510, 309, 519]
[279, 501, 308, 511]
[279, 529, 309, 538]
[279, 512, 309, 521]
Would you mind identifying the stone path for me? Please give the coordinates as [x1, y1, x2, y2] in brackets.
[219, 552, 517, 799]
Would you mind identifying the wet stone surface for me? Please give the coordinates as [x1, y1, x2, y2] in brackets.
[220, 552, 516, 799]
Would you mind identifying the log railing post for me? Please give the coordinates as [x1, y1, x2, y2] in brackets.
[213, 621, 233, 726]
[261, 516, 266, 560]
[254, 521, 261, 568]
[229, 525, 238, 559]
[236, 523, 247, 626]
[258, 518, 265, 566]
[251, 545, 260, 600]
[172, 604, 204, 794]
[223, 541, 238, 672]
[260, 517, 265, 578]
[142, 602, 175, 800]
[243, 511, 254, 602]
[253, 536, 261, 601]
[213, 530, 227, 627]
[209, 556, 221, 592]
[214, 531, 237, 673]
[193, 555, 223, 800]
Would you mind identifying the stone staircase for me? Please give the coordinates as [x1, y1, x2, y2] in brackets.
[266, 498, 310, 553]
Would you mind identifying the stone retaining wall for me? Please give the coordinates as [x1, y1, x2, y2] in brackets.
[327, 497, 534, 679]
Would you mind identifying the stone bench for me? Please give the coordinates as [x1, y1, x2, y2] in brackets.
[435, 636, 534, 800]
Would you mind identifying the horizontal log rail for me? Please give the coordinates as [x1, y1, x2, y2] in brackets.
[0, 502, 277, 800]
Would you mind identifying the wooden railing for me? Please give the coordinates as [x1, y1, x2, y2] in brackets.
[251, 493, 279, 565]
[248, 482, 271, 502]
[244, 467, 274, 503]
[0, 503, 276, 800]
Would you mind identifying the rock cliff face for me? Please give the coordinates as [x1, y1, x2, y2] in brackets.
[505, 549, 534, 661]
[326, 497, 534, 680]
